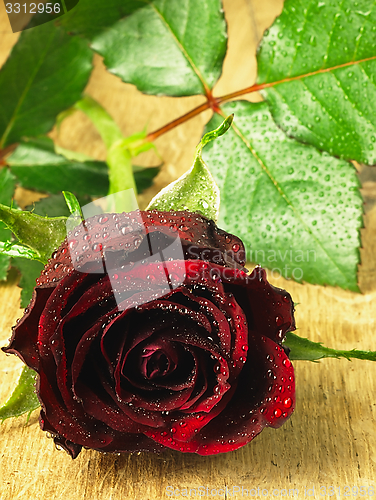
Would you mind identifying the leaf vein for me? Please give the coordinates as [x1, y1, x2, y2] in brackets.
[148, 0, 209, 94]
[0, 31, 57, 148]
[352, 0, 376, 61]
[230, 119, 353, 285]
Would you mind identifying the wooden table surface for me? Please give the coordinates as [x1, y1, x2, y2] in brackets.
[1, 1, 376, 498]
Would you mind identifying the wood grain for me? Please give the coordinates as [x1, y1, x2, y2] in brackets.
[1, 1, 376, 499]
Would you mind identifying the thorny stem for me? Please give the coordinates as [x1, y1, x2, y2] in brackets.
[1, 55, 376, 158]
[145, 54, 376, 143]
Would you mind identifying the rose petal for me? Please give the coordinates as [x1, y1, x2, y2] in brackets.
[3, 287, 54, 371]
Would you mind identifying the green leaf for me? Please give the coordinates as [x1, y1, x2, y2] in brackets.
[257, 0, 376, 165]
[61, 0, 142, 39]
[285, 332, 376, 362]
[54, 144, 93, 162]
[0, 242, 41, 260]
[0, 21, 92, 148]
[62, 191, 84, 219]
[132, 165, 160, 193]
[8, 137, 159, 198]
[147, 116, 233, 220]
[90, 0, 227, 96]
[8, 137, 109, 196]
[0, 204, 67, 264]
[0, 168, 16, 280]
[203, 101, 362, 291]
[26, 193, 91, 218]
[0, 366, 40, 422]
[12, 258, 44, 308]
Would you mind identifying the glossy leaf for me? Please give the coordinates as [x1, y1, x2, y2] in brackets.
[147, 116, 233, 220]
[132, 165, 160, 193]
[91, 0, 227, 96]
[61, 0, 142, 39]
[8, 137, 109, 196]
[0, 22, 92, 148]
[285, 332, 376, 362]
[26, 193, 91, 218]
[0, 204, 67, 264]
[203, 101, 362, 291]
[257, 0, 376, 165]
[62, 191, 84, 219]
[0, 169, 16, 280]
[0, 366, 40, 421]
[0, 242, 41, 260]
[8, 137, 159, 196]
[12, 258, 44, 308]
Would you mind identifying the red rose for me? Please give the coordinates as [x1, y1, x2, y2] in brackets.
[3, 210, 295, 458]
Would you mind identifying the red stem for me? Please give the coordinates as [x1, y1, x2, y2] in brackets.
[146, 55, 376, 142]
[0, 143, 17, 165]
[146, 101, 212, 143]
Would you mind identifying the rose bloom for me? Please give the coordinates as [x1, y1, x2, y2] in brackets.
[4, 210, 295, 458]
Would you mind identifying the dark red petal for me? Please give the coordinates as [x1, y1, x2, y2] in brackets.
[143, 388, 235, 448]
[2, 287, 54, 371]
[39, 410, 83, 459]
[190, 337, 294, 454]
[93, 431, 166, 454]
[38, 210, 246, 289]
[72, 378, 150, 434]
[53, 436, 82, 459]
[37, 369, 115, 449]
[140, 210, 246, 266]
[144, 336, 294, 455]
[227, 266, 295, 344]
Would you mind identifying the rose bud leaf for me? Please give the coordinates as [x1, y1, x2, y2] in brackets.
[62, 191, 84, 220]
[0, 203, 67, 264]
[0, 366, 40, 422]
[147, 115, 233, 221]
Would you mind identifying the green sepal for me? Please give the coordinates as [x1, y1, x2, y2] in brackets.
[62, 191, 84, 219]
[0, 366, 40, 422]
[0, 204, 67, 264]
[147, 115, 233, 221]
[285, 332, 376, 362]
[0, 241, 41, 260]
[12, 258, 44, 308]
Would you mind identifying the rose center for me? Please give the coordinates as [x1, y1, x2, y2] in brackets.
[141, 348, 170, 379]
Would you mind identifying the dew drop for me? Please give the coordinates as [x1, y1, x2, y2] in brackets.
[283, 358, 291, 368]
[275, 316, 283, 326]
[283, 397, 292, 408]
[98, 216, 109, 224]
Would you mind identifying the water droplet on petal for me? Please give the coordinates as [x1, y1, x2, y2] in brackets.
[283, 397, 292, 408]
[274, 408, 282, 418]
